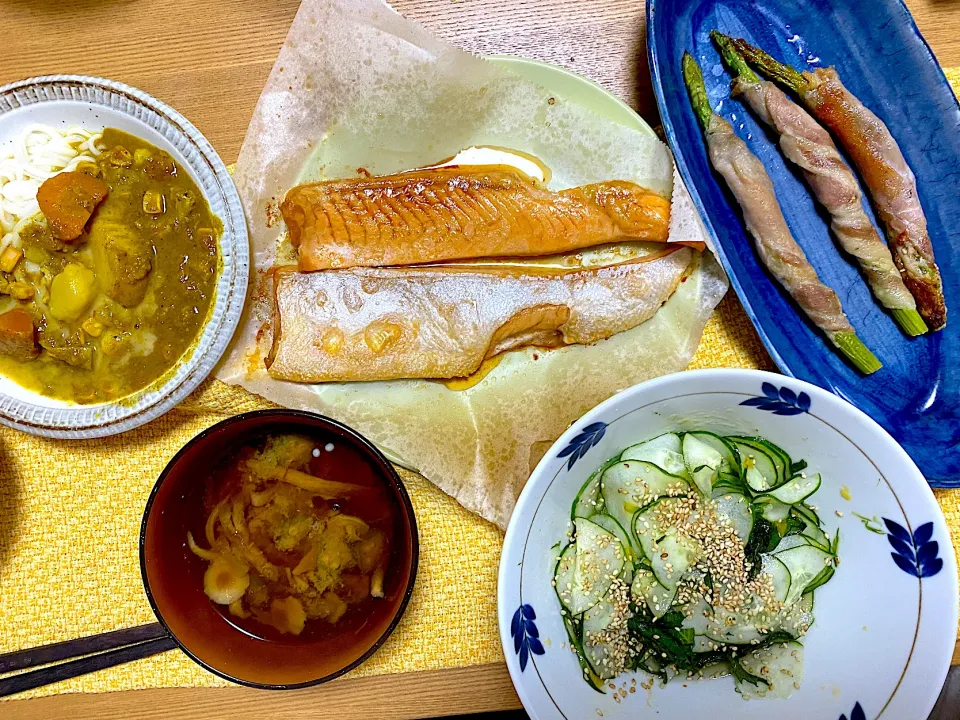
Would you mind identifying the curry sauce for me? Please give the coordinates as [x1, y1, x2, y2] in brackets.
[0, 129, 221, 404]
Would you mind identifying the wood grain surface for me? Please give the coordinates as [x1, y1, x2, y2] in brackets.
[0, 662, 522, 720]
[2, 0, 959, 717]
[2, 0, 959, 165]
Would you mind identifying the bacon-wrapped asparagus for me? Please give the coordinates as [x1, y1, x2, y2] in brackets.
[711, 33, 926, 337]
[682, 53, 881, 374]
[728, 37, 946, 331]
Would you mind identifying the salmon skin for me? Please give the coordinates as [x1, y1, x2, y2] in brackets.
[281, 164, 674, 271]
[265, 247, 692, 383]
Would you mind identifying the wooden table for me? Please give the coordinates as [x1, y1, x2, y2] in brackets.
[2, 0, 960, 717]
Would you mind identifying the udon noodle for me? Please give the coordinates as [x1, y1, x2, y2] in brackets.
[0, 125, 102, 253]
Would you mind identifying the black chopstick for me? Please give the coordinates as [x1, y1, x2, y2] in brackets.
[0, 622, 170, 673]
[0, 624, 177, 698]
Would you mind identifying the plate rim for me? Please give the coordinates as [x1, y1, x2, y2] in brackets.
[644, 0, 960, 486]
[0, 74, 249, 438]
[498, 367, 959, 719]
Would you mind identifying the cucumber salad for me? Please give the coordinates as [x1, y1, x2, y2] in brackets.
[553, 431, 839, 700]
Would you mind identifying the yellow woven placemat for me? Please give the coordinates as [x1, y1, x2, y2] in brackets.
[0, 72, 957, 702]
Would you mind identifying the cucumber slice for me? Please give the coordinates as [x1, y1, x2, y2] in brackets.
[712, 491, 753, 542]
[776, 544, 833, 606]
[713, 470, 747, 495]
[777, 592, 815, 636]
[572, 456, 619, 519]
[703, 606, 765, 645]
[553, 543, 577, 612]
[601, 461, 687, 548]
[682, 433, 724, 495]
[685, 431, 738, 472]
[762, 554, 791, 604]
[649, 530, 699, 590]
[745, 436, 792, 472]
[729, 438, 787, 491]
[769, 473, 821, 504]
[630, 568, 677, 620]
[620, 433, 686, 477]
[571, 518, 626, 614]
[792, 509, 831, 552]
[633, 497, 685, 561]
[582, 596, 626, 680]
[563, 613, 606, 693]
[735, 641, 804, 699]
[680, 596, 714, 636]
[792, 502, 822, 527]
[772, 534, 811, 554]
[693, 635, 716, 653]
[728, 439, 780, 491]
[589, 514, 636, 564]
[802, 564, 835, 596]
[699, 661, 733, 679]
[756, 495, 792, 522]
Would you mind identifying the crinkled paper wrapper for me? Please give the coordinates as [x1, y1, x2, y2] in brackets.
[217, 0, 727, 528]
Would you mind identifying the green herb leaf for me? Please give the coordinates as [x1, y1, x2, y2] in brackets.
[783, 516, 806, 537]
[627, 612, 696, 672]
[744, 515, 779, 578]
[730, 655, 769, 688]
[852, 512, 885, 535]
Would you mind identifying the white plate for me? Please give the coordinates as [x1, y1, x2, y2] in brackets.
[499, 368, 958, 720]
[0, 76, 248, 437]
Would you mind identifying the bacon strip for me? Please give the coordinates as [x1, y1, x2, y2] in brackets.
[733, 78, 916, 314]
[705, 114, 854, 338]
[800, 68, 945, 329]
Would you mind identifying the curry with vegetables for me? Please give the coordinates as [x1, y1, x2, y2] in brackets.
[0, 128, 221, 403]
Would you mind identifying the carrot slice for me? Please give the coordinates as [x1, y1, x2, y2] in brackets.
[36, 171, 109, 241]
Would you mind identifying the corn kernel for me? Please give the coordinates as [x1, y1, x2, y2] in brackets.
[0, 246, 22, 273]
[81, 318, 104, 337]
[143, 190, 166, 215]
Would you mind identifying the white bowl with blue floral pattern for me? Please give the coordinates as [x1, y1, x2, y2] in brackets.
[499, 368, 957, 720]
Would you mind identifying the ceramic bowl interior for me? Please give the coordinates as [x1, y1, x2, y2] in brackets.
[0, 75, 248, 438]
[141, 410, 418, 689]
[499, 368, 957, 719]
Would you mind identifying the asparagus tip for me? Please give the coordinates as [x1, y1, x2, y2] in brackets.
[710, 31, 761, 84]
[890, 307, 929, 337]
[728, 37, 808, 94]
[682, 52, 713, 130]
[833, 332, 883, 375]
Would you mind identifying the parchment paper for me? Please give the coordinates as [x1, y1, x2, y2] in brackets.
[217, 0, 727, 528]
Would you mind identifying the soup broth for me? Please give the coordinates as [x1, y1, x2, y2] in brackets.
[187, 433, 405, 643]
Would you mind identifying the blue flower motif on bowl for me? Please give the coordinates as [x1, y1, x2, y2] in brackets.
[557, 421, 607, 470]
[839, 701, 865, 720]
[511, 604, 545, 671]
[884, 518, 943, 578]
[739, 382, 811, 415]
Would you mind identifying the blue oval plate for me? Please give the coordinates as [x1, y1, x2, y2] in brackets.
[647, 0, 960, 486]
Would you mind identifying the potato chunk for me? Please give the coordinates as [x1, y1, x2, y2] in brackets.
[49, 264, 98, 321]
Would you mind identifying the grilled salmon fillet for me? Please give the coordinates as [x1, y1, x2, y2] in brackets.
[281, 165, 674, 271]
[265, 247, 692, 383]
